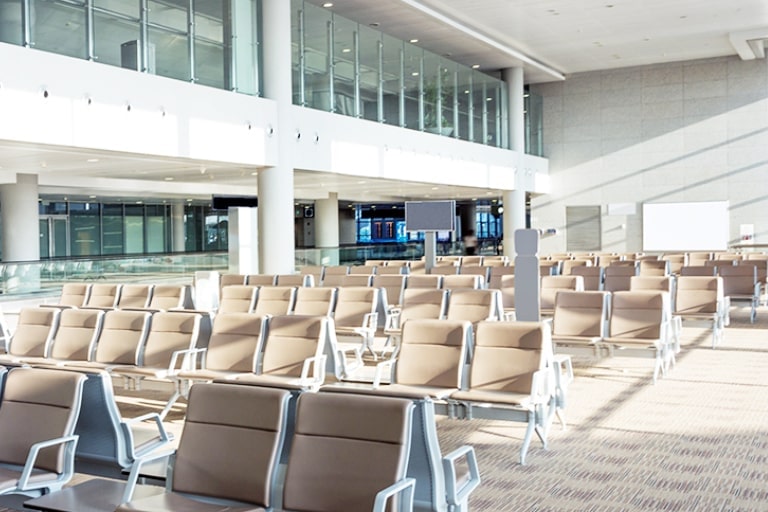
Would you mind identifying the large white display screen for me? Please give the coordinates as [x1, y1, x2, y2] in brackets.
[642, 201, 729, 251]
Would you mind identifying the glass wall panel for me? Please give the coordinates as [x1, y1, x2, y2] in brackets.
[302, 3, 331, 111]
[0, 0, 23, 45]
[525, 91, 544, 156]
[440, 60, 457, 138]
[124, 205, 145, 254]
[93, 10, 141, 68]
[471, 72, 486, 144]
[145, 205, 167, 253]
[358, 24, 380, 122]
[456, 68, 472, 142]
[291, 0, 301, 103]
[485, 81, 501, 147]
[194, 1, 225, 88]
[148, 1, 189, 81]
[230, 0, 259, 95]
[94, 0, 138, 18]
[422, 50, 440, 134]
[332, 16, 356, 116]
[31, 0, 87, 59]
[102, 204, 124, 254]
[380, 34, 402, 127]
[185, 205, 203, 251]
[402, 44, 421, 130]
[205, 211, 227, 251]
[69, 203, 100, 256]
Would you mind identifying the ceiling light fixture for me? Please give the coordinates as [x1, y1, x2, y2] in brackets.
[322, 2, 333, 7]
[409, 38, 419, 43]
[86, 158, 99, 163]
[472, 64, 480, 69]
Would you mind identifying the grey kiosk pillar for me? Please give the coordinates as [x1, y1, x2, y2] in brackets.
[514, 228, 541, 321]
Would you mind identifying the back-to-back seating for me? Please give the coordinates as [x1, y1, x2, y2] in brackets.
[117, 383, 417, 512]
[551, 290, 609, 358]
[0, 307, 60, 364]
[673, 276, 726, 349]
[718, 264, 760, 323]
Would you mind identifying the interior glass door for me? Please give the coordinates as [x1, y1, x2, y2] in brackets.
[39, 216, 70, 258]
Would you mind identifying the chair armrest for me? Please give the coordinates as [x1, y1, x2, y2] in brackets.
[18, 435, 79, 491]
[372, 477, 416, 512]
[121, 449, 176, 504]
[167, 347, 207, 374]
[385, 308, 402, 330]
[552, 354, 574, 390]
[362, 312, 378, 331]
[530, 368, 554, 405]
[121, 412, 172, 459]
[372, 359, 396, 388]
[442, 445, 481, 508]
[337, 346, 363, 377]
[299, 355, 327, 388]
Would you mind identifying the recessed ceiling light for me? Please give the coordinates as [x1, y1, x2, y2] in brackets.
[342, 48, 351, 53]
[322, 2, 333, 7]
[251, 171, 258, 176]
[89, 195, 96, 199]
[409, 38, 419, 43]
[186, 198, 193, 202]
[411, 72, 419, 76]
[472, 64, 480, 69]
[357, 180, 366, 184]
[86, 158, 99, 163]
[164, 177, 174, 181]
[135, 200, 143, 204]
[431, 187, 439, 190]
[369, 22, 380, 27]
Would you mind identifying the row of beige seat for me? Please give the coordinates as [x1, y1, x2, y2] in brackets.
[47, 282, 193, 311]
[0, 365, 429, 512]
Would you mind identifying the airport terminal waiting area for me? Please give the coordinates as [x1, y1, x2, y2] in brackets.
[0, 250, 762, 511]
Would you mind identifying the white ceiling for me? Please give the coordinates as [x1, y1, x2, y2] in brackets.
[8, 0, 768, 205]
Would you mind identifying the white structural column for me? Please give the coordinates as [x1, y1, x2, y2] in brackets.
[1, 174, 40, 262]
[171, 202, 185, 252]
[502, 67, 527, 257]
[315, 192, 340, 265]
[259, 0, 295, 273]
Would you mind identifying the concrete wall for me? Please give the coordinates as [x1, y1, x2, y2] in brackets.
[530, 56, 768, 254]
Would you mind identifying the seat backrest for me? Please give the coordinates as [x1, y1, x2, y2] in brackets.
[116, 284, 153, 309]
[661, 254, 688, 274]
[206, 313, 266, 372]
[680, 265, 717, 276]
[430, 265, 458, 276]
[488, 265, 515, 288]
[340, 275, 374, 287]
[293, 287, 337, 316]
[400, 288, 448, 323]
[639, 259, 670, 276]
[140, 311, 201, 368]
[333, 287, 378, 328]
[50, 308, 104, 361]
[247, 274, 277, 286]
[57, 283, 91, 307]
[603, 265, 638, 292]
[10, 307, 60, 357]
[718, 264, 757, 295]
[260, 315, 327, 377]
[609, 291, 667, 340]
[630, 276, 673, 294]
[407, 274, 442, 289]
[446, 289, 500, 324]
[470, 321, 551, 394]
[561, 259, 591, 275]
[84, 283, 121, 309]
[376, 265, 406, 275]
[349, 265, 376, 275]
[372, 275, 406, 308]
[283, 392, 413, 512]
[552, 290, 608, 339]
[275, 274, 313, 287]
[540, 275, 584, 310]
[687, 252, 712, 265]
[148, 285, 187, 310]
[737, 260, 768, 283]
[442, 274, 483, 290]
[540, 262, 560, 276]
[0, 368, 86, 473]
[218, 285, 258, 314]
[570, 266, 603, 291]
[300, 266, 325, 286]
[220, 274, 247, 289]
[94, 310, 151, 364]
[253, 286, 297, 316]
[172, 383, 290, 508]
[323, 265, 349, 277]
[492, 274, 515, 310]
[674, 276, 723, 315]
[459, 265, 490, 282]
[461, 255, 483, 266]
[396, 319, 469, 388]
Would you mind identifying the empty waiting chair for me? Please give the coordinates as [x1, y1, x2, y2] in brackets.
[551, 290, 609, 357]
[449, 321, 556, 465]
[63, 310, 151, 370]
[83, 283, 121, 309]
[673, 276, 725, 349]
[116, 284, 153, 309]
[0, 307, 60, 363]
[253, 286, 297, 316]
[603, 265, 638, 292]
[0, 367, 87, 496]
[147, 285, 191, 311]
[281, 392, 415, 512]
[275, 273, 314, 287]
[603, 291, 672, 383]
[45, 283, 91, 309]
[372, 274, 407, 309]
[540, 275, 584, 315]
[570, 266, 604, 291]
[718, 264, 760, 323]
[340, 274, 374, 287]
[217, 284, 258, 314]
[246, 274, 277, 286]
[680, 265, 717, 277]
[219, 273, 246, 290]
[333, 287, 379, 358]
[300, 265, 325, 287]
[118, 383, 291, 512]
[407, 274, 442, 289]
[661, 254, 688, 275]
[384, 288, 448, 360]
[561, 259, 591, 276]
[639, 259, 670, 276]
[443, 274, 483, 290]
[446, 289, 501, 328]
[293, 287, 337, 317]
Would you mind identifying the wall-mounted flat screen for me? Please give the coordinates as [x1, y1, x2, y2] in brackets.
[212, 195, 259, 210]
[642, 201, 729, 251]
[405, 200, 456, 232]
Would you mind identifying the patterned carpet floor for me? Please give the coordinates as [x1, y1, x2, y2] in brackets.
[3, 305, 767, 511]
